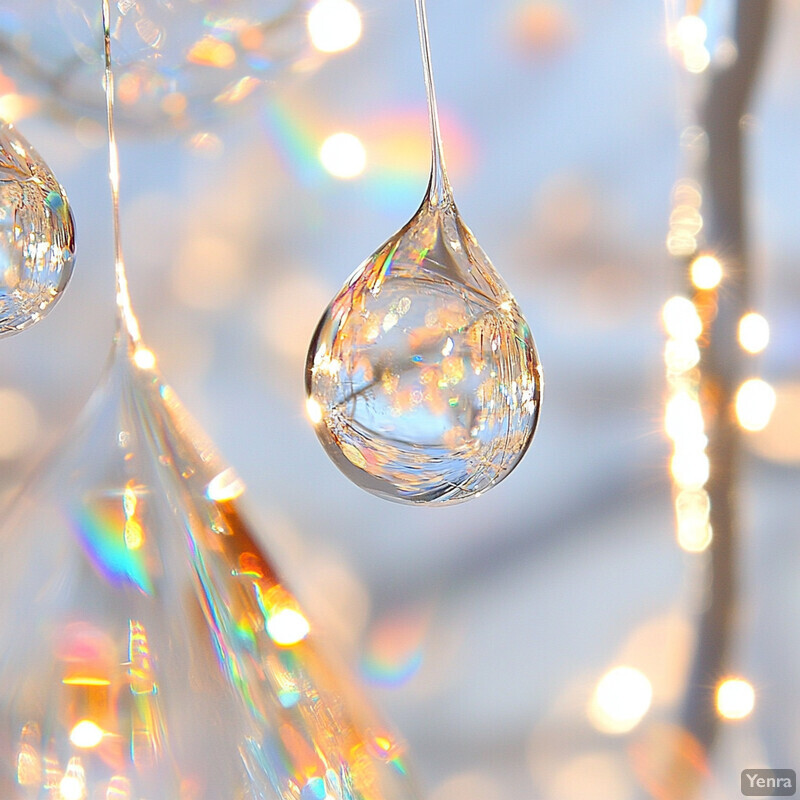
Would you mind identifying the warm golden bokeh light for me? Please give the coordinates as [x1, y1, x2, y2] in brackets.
[690, 254, 723, 290]
[69, 720, 105, 749]
[266, 608, 311, 646]
[662, 296, 703, 341]
[132, 347, 156, 370]
[665, 392, 705, 443]
[588, 666, 653, 734]
[319, 132, 367, 178]
[308, 0, 363, 53]
[664, 338, 700, 373]
[716, 677, 755, 720]
[735, 378, 776, 432]
[738, 312, 769, 354]
[670, 449, 710, 489]
[673, 14, 710, 73]
[675, 489, 712, 552]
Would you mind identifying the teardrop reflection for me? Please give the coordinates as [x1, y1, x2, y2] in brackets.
[0, 336, 419, 800]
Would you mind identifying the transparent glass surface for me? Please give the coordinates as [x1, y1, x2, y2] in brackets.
[0, 122, 75, 338]
[0, 335, 419, 800]
[306, 197, 542, 505]
[0, 0, 315, 130]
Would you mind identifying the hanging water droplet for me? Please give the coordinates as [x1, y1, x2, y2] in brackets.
[305, 0, 542, 505]
[0, 336, 420, 799]
[0, 121, 75, 337]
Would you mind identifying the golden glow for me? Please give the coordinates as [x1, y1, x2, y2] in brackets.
[665, 392, 705, 443]
[319, 132, 367, 179]
[670, 449, 709, 489]
[589, 666, 653, 734]
[716, 677, 755, 720]
[62, 677, 111, 687]
[306, 397, 323, 425]
[267, 608, 311, 646]
[735, 378, 776, 432]
[738, 312, 769, 354]
[673, 14, 710, 73]
[187, 37, 237, 68]
[124, 520, 144, 550]
[308, 0, 363, 53]
[206, 468, 246, 502]
[675, 489, 712, 552]
[16, 744, 41, 786]
[690, 254, 723, 290]
[664, 338, 700, 373]
[69, 720, 104, 749]
[0, 388, 39, 461]
[59, 759, 87, 800]
[132, 347, 156, 370]
[662, 296, 702, 341]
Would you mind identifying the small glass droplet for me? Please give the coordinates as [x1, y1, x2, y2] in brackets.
[0, 337, 420, 799]
[0, 121, 75, 337]
[305, 0, 542, 505]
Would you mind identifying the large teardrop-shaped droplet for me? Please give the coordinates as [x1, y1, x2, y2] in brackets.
[305, 195, 542, 505]
[305, 0, 541, 505]
[0, 121, 75, 337]
[0, 335, 419, 800]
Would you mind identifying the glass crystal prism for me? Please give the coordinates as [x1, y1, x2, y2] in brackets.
[0, 335, 419, 800]
[0, 121, 75, 337]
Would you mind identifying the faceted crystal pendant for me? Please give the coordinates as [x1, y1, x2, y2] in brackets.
[306, 196, 542, 505]
[0, 121, 75, 337]
[0, 333, 419, 800]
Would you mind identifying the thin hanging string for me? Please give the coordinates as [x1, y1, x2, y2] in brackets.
[414, 0, 452, 206]
[101, 0, 141, 344]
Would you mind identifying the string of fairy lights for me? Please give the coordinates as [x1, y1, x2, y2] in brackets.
[664, 0, 773, 728]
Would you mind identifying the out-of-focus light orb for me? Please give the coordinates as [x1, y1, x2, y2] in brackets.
[508, 2, 574, 59]
[59, 771, 85, 800]
[588, 666, 653, 734]
[690, 254, 723, 290]
[665, 392, 705, 443]
[132, 347, 156, 370]
[206, 468, 245, 502]
[671, 449, 710, 489]
[0, 389, 39, 461]
[308, 0, 363, 53]
[664, 338, 700, 373]
[663, 296, 702, 341]
[716, 677, 755, 720]
[319, 132, 366, 178]
[673, 14, 711, 73]
[738, 312, 769, 354]
[675, 489, 712, 553]
[748, 382, 800, 464]
[69, 720, 104, 749]
[266, 608, 310, 646]
[735, 378, 776, 432]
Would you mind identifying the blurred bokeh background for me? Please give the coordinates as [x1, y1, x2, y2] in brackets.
[1, 0, 799, 797]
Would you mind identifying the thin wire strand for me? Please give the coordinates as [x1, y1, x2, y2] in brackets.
[414, 0, 452, 206]
[101, 0, 141, 344]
